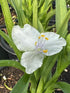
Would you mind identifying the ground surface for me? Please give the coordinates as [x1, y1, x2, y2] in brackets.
[0, 67, 23, 93]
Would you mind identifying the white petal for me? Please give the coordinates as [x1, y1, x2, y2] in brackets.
[42, 33, 66, 56]
[12, 24, 40, 51]
[22, 24, 40, 41]
[41, 32, 60, 40]
[44, 37, 66, 49]
[44, 47, 63, 56]
[21, 51, 44, 74]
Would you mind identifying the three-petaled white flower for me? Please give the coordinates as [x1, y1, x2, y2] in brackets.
[12, 24, 66, 74]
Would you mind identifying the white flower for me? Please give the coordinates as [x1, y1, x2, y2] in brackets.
[12, 24, 66, 74]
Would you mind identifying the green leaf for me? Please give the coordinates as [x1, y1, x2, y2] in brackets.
[45, 9, 55, 25]
[10, 74, 30, 93]
[38, 0, 45, 8]
[56, 0, 67, 37]
[22, 0, 32, 19]
[33, 0, 38, 29]
[38, 19, 44, 32]
[0, 30, 22, 60]
[44, 54, 70, 91]
[55, 82, 70, 93]
[0, 60, 25, 72]
[26, 0, 32, 12]
[66, 34, 70, 55]
[0, 0, 14, 38]
[56, 53, 70, 75]
[39, 2, 52, 22]
[36, 78, 44, 93]
[57, 10, 70, 38]
[30, 74, 37, 93]
[11, 0, 26, 27]
[41, 55, 58, 84]
[46, 24, 55, 31]
[44, 0, 52, 10]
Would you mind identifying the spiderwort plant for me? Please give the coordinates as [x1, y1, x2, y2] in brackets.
[0, 0, 70, 93]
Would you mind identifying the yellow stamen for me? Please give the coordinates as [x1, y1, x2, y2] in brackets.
[41, 35, 45, 37]
[38, 36, 41, 39]
[43, 50, 48, 53]
[45, 37, 49, 40]
[35, 42, 37, 46]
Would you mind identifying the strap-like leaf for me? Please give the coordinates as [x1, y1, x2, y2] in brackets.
[38, 19, 44, 32]
[10, 74, 30, 93]
[56, 0, 67, 36]
[33, 0, 38, 29]
[44, 0, 52, 10]
[0, 0, 14, 38]
[38, 0, 45, 8]
[55, 82, 70, 93]
[11, 0, 26, 27]
[56, 10, 70, 37]
[0, 60, 25, 72]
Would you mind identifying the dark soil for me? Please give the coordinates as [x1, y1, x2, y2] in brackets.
[0, 67, 23, 93]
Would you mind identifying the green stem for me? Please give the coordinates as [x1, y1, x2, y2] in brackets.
[0, 0, 14, 38]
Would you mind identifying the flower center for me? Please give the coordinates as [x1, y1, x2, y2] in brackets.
[35, 35, 48, 53]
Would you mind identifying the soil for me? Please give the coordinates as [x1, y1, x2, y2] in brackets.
[0, 67, 23, 93]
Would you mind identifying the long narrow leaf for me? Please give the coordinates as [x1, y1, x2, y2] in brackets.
[11, 0, 26, 27]
[55, 82, 70, 93]
[38, 19, 44, 32]
[0, 0, 14, 38]
[33, 0, 38, 29]
[0, 60, 25, 72]
[44, 0, 52, 10]
[38, 0, 45, 8]
[56, 10, 70, 37]
[56, 0, 67, 34]
[10, 74, 30, 93]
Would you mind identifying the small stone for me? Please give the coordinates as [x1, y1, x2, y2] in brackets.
[3, 76, 7, 81]
[64, 69, 68, 72]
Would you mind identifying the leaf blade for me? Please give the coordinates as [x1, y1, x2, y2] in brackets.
[10, 74, 30, 93]
[0, 60, 25, 72]
[55, 82, 70, 93]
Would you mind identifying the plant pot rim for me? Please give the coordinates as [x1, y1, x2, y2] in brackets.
[0, 36, 16, 55]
